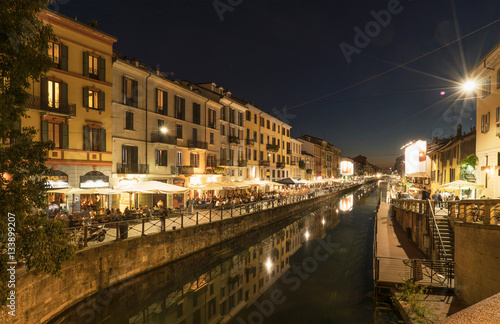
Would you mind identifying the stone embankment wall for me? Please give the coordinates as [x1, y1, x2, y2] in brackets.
[454, 223, 500, 306]
[391, 206, 434, 259]
[1, 187, 355, 324]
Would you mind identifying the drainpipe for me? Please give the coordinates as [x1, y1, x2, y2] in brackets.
[145, 72, 152, 174]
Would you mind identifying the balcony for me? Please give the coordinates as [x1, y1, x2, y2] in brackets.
[290, 161, 296, 166]
[266, 144, 280, 152]
[245, 138, 255, 146]
[150, 132, 178, 145]
[171, 165, 195, 175]
[238, 160, 248, 167]
[229, 136, 240, 145]
[259, 160, 270, 167]
[287, 149, 292, 154]
[219, 159, 233, 166]
[276, 162, 286, 168]
[188, 140, 208, 150]
[116, 163, 149, 174]
[26, 96, 76, 116]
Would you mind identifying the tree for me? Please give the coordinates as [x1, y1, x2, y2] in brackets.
[0, 0, 75, 306]
[459, 154, 478, 180]
[298, 160, 305, 170]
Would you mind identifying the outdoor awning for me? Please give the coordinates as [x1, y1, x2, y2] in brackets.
[275, 178, 302, 185]
[438, 180, 484, 190]
[116, 180, 189, 194]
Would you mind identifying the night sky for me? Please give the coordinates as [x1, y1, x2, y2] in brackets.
[53, 0, 500, 169]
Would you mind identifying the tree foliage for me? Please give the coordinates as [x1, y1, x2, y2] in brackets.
[459, 153, 478, 180]
[0, 0, 75, 306]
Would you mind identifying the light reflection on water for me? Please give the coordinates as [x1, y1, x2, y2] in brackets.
[52, 184, 399, 324]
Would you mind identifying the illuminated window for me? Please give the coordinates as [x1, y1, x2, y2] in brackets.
[156, 89, 167, 115]
[48, 41, 60, 66]
[48, 122, 62, 148]
[47, 80, 60, 108]
[89, 54, 99, 79]
[88, 89, 100, 109]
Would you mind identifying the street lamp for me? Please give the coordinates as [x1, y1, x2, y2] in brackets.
[160, 126, 168, 134]
[461, 79, 478, 93]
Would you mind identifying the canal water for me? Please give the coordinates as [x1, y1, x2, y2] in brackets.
[51, 183, 399, 324]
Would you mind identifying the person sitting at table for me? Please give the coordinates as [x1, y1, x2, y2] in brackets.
[124, 207, 131, 219]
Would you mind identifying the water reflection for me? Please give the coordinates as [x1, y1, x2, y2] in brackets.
[52, 184, 381, 324]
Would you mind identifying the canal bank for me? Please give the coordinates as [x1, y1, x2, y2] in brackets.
[50, 183, 381, 324]
[2, 184, 369, 324]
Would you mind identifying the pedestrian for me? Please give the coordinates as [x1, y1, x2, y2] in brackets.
[437, 191, 443, 207]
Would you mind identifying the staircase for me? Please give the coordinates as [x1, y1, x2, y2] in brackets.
[432, 215, 454, 261]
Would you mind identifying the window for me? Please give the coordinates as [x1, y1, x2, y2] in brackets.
[221, 124, 225, 136]
[88, 54, 99, 79]
[267, 120, 270, 129]
[87, 89, 101, 110]
[83, 126, 106, 152]
[47, 80, 60, 108]
[175, 96, 185, 120]
[193, 103, 201, 124]
[482, 76, 491, 98]
[123, 77, 138, 107]
[254, 114, 257, 124]
[260, 133, 263, 144]
[177, 151, 183, 166]
[246, 111, 251, 121]
[221, 106, 227, 121]
[253, 131, 257, 141]
[155, 149, 168, 166]
[208, 298, 216, 319]
[190, 153, 199, 167]
[287, 129, 290, 137]
[210, 132, 214, 145]
[481, 113, 490, 133]
[176, 303, 183, 319]
[260, 117, 264, 127]
[229, 108, 235, 124]
[48, 41, 60, 66]
[208, 108, 216, 129]
[450, 168, 455, 181]
[176, 124, 183, 139]
[156, 89, 167, 115]
[121, 145, 138, 165]
[239, 112, 243, 126]
[497, 69, 500, 89]
[272, 123, 276, 131]
[253, 149, 257, 161]
[125, 112, 134, 130]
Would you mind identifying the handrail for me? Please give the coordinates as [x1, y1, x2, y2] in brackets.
[427, 199, 449, 261]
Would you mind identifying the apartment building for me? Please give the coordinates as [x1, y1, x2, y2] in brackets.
[112, 58, 222, 209]
[23, 10, 116, 212]
[289, 138, 303, 179]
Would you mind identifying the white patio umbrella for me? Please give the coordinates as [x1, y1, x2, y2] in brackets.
[438, 180, 484, 190]
[189, 182, 226, 191]
[118, 180, 189, 194]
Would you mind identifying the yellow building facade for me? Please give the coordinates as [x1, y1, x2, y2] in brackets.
[23, 10, 116, 211]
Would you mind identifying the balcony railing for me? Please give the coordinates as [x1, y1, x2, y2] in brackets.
[266, 144, 280, 152]
[171, 165, 195, 175]
[276, 162, 286, 168]
[290, 161, 296, 166]
[150, 132, 178, 145]
[26, 96, 76, 116]
[238, 160, 248, 167]
[245, 138, 255, 146]
[259, 160, 270, 167]
[219, 159, 233, 166]
[116, 163, 149, 174]
[287, 149, 292, 154]
[188, 140, 208, 150]
[229, 136, 240, 145]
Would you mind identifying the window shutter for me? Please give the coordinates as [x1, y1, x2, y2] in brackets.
[83, 126, 90, 150]
[41, 120, 48, 141]
[163, 91, 168, 115]
[99, 57, 106, 82]
[83, 52, 89, 77]
[99, 91, 105, 111]
[155, 149, 159, 166]
[62, 123, 69, 149]
[132, 146, 138, 164]
[122, 76, 127, 104]
[162, 151, 168, 166]
[155, 88, 159, 112]
[61, 45, 68, 71]
[41, 78, 48, 109]
[132, 80, 138, 107]
[487, 112, 491, 132]
[60, 82, 68, 107]
[82, 87, 89, 108]
[181, 97, 185, 120]
[100, 128, 106, 152]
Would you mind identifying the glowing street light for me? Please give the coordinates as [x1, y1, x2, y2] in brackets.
[305, 230, 310, 240]
[265, 258, 272, 271]
[461, 79, 478, 93]
[160, 126, 168, 134]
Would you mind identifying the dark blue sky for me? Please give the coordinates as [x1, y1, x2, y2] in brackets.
[53, 0, 500, 168]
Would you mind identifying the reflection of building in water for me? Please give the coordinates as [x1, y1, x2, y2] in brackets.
[340, 194, 353, 212]
[127, 221, 305, 324]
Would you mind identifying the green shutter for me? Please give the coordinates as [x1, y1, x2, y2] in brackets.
[155, 149, 159, 165]
[41, 120, 48, 141]
[99, 91, 105, 111]
[60, 82, 68, 107]
[83, 52, 89, 77]
[82, 87, 89, 108]
[99, 57, 106, 82]
[62, 123, 69, 149]
[61, 45, 68, 71]
[83, 126, 90, 150]
[155, 88, 159, 112]
[41, 78, 48, 108]
[100, 128, 106, 152]
[163, 91, 168, 115]
[132, 80, 138, 108]
[162, 150, 168, 166]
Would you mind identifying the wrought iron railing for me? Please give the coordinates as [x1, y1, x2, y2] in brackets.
[150, 132, 177, 145]
[188, 140, 208, 149]
[116, 163, 149, 174]
[26, 96, 76, 116]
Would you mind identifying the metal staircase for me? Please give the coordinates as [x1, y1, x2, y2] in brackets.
[428, 201, 454, 262]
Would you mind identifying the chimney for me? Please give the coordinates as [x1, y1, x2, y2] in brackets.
[152, 67, 160, 75]
[456, 123, 462, 137]
[131, 58, 139, 67]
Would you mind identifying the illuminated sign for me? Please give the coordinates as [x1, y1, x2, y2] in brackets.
[340, 161, 354, 175]
[405, 140, 427, 175]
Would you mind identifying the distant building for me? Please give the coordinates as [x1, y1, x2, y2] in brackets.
[297, 135, 341, 178]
